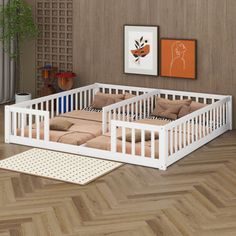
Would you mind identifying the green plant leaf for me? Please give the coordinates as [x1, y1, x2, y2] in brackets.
[0, 0, 39, 58]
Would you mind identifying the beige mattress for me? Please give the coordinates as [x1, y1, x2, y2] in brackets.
[20, 110, 104, 145]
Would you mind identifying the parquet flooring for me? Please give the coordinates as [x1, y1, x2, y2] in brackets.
[0, 105, 236, 236]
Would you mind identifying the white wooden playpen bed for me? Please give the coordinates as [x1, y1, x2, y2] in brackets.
[5, 83, 232, 170]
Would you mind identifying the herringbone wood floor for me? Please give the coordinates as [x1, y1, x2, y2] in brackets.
[0, 106, 236, 236]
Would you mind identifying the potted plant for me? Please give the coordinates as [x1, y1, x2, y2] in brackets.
[0, 0, 38, 103]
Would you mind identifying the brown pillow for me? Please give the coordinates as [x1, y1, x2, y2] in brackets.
[178, 105, 191, 118]
[190, 101, 207, 112]
[117, 130, 159, 143]
[50, 118, 73, 131]
[152, 98, 192, 120]
[92, 92, 124, 109]
[124, 92, 136, 100]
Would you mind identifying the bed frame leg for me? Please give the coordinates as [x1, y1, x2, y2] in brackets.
[4, 105, 10, 144]
[159, 127, 168, 171]
[159, 165, 167, 171]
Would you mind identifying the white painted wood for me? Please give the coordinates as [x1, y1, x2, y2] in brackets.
[61, 96, 64, 114]
[46, 100, 49, 111]
[141, 129, 145, 157]
[21, 114, 24, 137]
[29, 114, 32, 139]
[75, 93, 78, 110]
[122, 127, 126, 154]
[13, 112, 17, 136]
[4, 106, 10, 143]
[79, 91, 82, 109]
[227, 96, 233, 130]
[5, 83, 232, 171]
[131, 128, 135, 156]
[51, 99, 54, 118]
[102, 90, 158, 133]
[151, 131, 155, 159]
[158, 127, 168, 170]
[36, 115, 40, 140]
[56, 97, 59, 116]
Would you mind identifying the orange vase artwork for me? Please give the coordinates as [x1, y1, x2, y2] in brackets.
[124, 25, 159, 76]
[160, 39, 197, 79]
[131, 36, 150, 64]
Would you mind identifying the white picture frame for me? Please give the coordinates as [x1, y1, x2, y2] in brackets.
[124, 25, 159, 76]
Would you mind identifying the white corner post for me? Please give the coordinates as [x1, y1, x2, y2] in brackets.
[93, 83, 100, 97]
[158, 127, 168, 171]
[4, 105, 11, 143]
[110, 120, 117, 153]
[227, 96, 233, 130]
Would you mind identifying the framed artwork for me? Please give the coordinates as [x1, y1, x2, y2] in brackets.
[124, 25, 159, 76]
[160, 38, 197, 79]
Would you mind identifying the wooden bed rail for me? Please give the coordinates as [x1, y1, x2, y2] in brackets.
[109, 96, 232, 170]
[12, 84, 98, 108]
[5, 106, 50, 144]
[110, 120, 166, 170]
[4, 83, 232, 171]
[158, 89, 228, 104]
[96, 83, 155, 95]
[102, 90, 158, 133]
[11, 84, 99, 121]
[163, 97, 231, 167]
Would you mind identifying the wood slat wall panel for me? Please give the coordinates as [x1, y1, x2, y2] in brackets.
[35, 0, 73, 95]
[73, 0, 236, 128]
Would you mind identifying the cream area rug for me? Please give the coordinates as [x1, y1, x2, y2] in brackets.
[0, 149, 123, 185]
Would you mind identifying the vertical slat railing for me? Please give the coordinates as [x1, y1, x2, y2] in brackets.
[8, 107, 50, 142]
[13, 112, 17, 136]
[29, 113, 32, 139]
[151, 131, 155, 159]
[159, 127, 168, 170]
[110, 120, 163, 164]
[131, 129, 135, 156]
[227, 96, 232, 130]
[21, 114, 24, 137]
[122, 127, 126, 154]
[141, 129, 145, 157]
[102, 91, 158, 134]
[4, 106, 11, 143]
[165, 98, 230, 165]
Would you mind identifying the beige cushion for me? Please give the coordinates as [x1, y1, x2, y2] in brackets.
[178, 102, 207, 118]
[92, 92, 124, 109]
[152, 98, 192, 120]
[190, 101, 207, 112]
[50, 118, 73, 131]
[117, 130, 159, 143]
[124, 92, 136, 100]
[178, 105, 191, 118]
